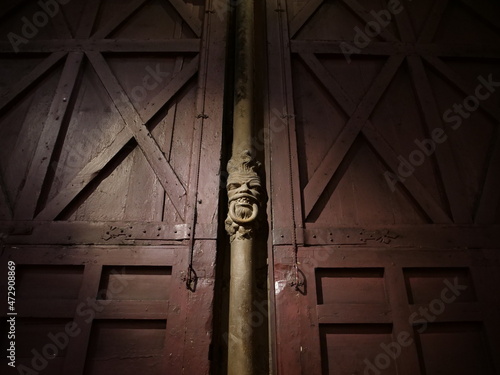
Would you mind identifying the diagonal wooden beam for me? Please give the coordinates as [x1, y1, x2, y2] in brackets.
[92, 0, 150, 39]
[51, 6, 73, 39]
[289, 0, 323, 39]
[14, 52, 84, 220]
[407, 55, 472, 223]
[168, 0, 202, 38]
[418, 0, 449, 43]
[423, 55, 500, 124]
[301, 53, 404, 218]
[141, 55, 199, 121]
[86, 51, 188, 218]
[75, 0, 102, 38]
[36, 54, 198, 221]
[0, 52, 67, 113]
[341, 0, 398, 42]
[362, 123, 452, 223]
[475, 130, 500, 224]
[299, 53, 451, 223]
[460, 0, 500, 30]
[0, 171, 13, 219]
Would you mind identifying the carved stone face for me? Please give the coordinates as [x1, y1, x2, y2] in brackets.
[227, 171, 262, 225]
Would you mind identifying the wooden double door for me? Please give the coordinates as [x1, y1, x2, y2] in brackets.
[1, 0, 500, 374]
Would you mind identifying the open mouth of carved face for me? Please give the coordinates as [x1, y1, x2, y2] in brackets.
[228, 193, 259, 224]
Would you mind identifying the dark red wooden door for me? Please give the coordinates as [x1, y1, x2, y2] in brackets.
[0, 1, 227, 374]
[265, 0, 500, 374]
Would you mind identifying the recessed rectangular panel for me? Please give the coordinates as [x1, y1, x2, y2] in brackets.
[404, 268, 476, 304]
[98, 266, 172, 300]
[414, 322, 495, 375]
[320, 324, 397, 375]
[84, 320, 166, 375]
[316, 268, 386, 304]
[18, 265, 84, 299]
[6, 318, 73, 375]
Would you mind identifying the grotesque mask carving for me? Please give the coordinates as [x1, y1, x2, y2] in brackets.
[225, 150, 263, 241]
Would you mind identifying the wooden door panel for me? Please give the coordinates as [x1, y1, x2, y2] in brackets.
[268, 0, 500, 374]
[273, 247, 500, 375]
[0, 1, 227, 374]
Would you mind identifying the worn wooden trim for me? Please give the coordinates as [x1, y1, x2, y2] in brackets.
[423, 55, 500, 124]
[288, 0, 323, 39]
[302, 54, 404, 219]
[417, 0, 450, 43]
[407, 55, 472, 223]
[168, 0, 202, 38]
[14, 52, 84, 220]
[2, 245, 182, 264]
[92, 0, 150, 39]
[93, 300, 169, 319]
[0, 52, 67, 112]
[341, 0, 398, 42]
[0, 221, 192, 244]
[302, 225, 500, 249]
[290, 40, 500, 59]
[316, 303, 392, 324]
[0, 39, 201, 53]
[475, 131, 500, 225]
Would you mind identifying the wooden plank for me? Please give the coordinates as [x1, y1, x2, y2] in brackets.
[384, 267, 422, 375]
[1, 220, 191, 244]
[36, 54, 198, 221]
[0, 52, 67, 113]
[418, 0, 450, 43]
[15, 300, 78, 318]
[14, 52, 84, 220]
[0, 39, 201, 53]
[62, 263, 102, 375]
[92, 0, 150, 39]
[423, 55, 500, 123]
[407, 55, 472, 223]
[341, 0, 398, 42]
[0, 173, 12, 219]
[86, 51, 187, 219]
[3, 245, 180, 265]
[302, 225, 500, 249]
[297, 53, 451, 223]
[75, 0, 102, 38]
[288, 0, 323, 38]
[408, 303, 482, 322]
[290, 40, 500, 59]
[316, 303, 392, 323]
[460, 0, 500, 30]
[475, 131, 500, 224]
[141, 55, 199, 127]
[168, 0, 202, 37]
[361, 123, 452, 223]
[51, 7, 73, 39]
[302, 54, 404, 219]
[391, 0, 415, 42]
[93, 300, 169, 319]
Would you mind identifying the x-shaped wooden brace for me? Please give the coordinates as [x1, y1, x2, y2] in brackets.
[0, 0, 202, 221]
